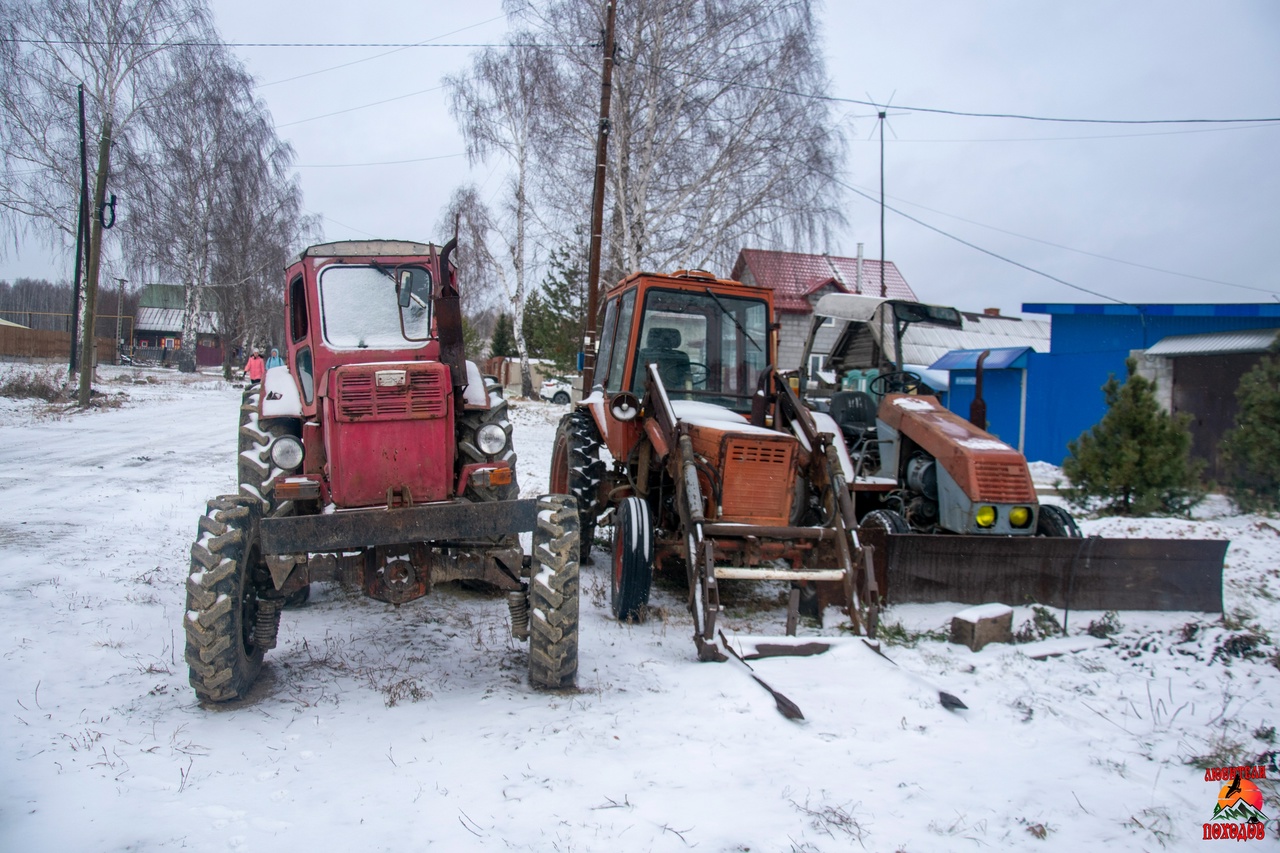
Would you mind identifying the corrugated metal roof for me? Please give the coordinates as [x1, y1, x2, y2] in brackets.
[1145, 327, 1280, 357]
[930, 346, 1035, 371]
[135, 307, 218, 334]
[731, 249, 917, 313]
[826, 308, 1050, 374]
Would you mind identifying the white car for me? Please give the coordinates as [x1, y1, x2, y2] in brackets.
[539, 378, 573, 405]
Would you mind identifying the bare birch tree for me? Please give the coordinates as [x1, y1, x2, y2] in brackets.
[0, 0, 209, 401]
[506, 0, 845, 285]
[123, 41, 311, 375]
[444, 40, 555, 398]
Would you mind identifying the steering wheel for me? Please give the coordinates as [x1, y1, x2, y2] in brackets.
[687, 362, 710, 389]
[869, 370, 923, 396]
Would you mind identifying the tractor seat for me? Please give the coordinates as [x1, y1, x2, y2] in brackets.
[829, 390, 878, 447]
[637, 327, 691, 389]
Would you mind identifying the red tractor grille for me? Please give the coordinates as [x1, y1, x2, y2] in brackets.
[720, 438, 794, 523]
[972, 459, 1036, 503]
[335, 365, 448, 422]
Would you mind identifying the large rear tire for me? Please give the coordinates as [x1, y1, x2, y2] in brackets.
[238, 385, 306, 605]
[1036, 504, 1082, 538]
[550, 409, 604, 562]
[611, 496, 653, 622]
[185, 496, 268, 702]
[528, 495, 580, 689]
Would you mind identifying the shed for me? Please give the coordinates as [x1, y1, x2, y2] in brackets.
[1020, 303, 1280, 468]
[930, 346, 1036, 451]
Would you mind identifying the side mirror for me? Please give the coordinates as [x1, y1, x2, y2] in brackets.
[397, 270, 412, 308]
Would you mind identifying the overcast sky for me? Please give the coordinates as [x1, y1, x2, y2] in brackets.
[3, 0, 1277, 317]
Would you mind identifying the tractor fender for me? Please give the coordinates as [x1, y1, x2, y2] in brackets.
[462, 360, 489, 408]
[261, 366, 303, 418]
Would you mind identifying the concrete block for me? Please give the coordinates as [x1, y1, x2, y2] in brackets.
[950, 602, 1014, 652]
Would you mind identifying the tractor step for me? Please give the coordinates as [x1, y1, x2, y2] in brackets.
[713, 566, 846, 582]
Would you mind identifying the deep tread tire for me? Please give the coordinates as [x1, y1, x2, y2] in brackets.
[528, 495, 580, 689]
[237, 386, 300, 515]
[551, 409, 604, 561]
[611, 496, 653, 622]
[237, 384, 307, 601]
[458, 399, 520, 502]
[860, 508, 910, 535]
[185, 496, 265, 702]
[1036, 504, 1082, 538]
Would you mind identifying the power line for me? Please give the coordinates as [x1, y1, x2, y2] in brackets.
[292, 153, 466, 168]
[852, 181, 1280, 296]
[835, 177, 1125, 303]
[631, 59, 1280, 126]
[274, 85, 445, 128]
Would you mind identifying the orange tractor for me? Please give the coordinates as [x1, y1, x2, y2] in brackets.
[550, 269, 879, 659]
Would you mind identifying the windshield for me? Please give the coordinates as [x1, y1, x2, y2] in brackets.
[629, 287, 769, 411]
[318, 264, 431, 349]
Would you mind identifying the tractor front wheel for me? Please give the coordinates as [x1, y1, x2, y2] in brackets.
[1036, 504, 1082, 538]
[611, 496, 654, 622]
[184, 496, 269, 702]
[528, 495, 580, 689]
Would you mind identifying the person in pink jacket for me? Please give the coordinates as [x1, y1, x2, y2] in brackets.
[244, 349, 265, 383]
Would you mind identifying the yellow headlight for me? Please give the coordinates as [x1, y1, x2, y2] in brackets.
[975, 506, 997, 528]
[1009, 506, 1032, 528]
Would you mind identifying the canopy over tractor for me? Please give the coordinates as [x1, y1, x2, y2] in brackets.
[184, 239, 579, 703]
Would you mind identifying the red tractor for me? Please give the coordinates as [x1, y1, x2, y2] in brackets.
[184, 240, 579, 702]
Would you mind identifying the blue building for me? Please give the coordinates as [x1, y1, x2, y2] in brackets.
[942, 303, 1280, 472]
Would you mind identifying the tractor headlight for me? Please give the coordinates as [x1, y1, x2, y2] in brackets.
[1009, 506, 1032, 528]
[476, 423, 507, 455]
[975, 505, 997, 528]
[270, 436, 305, 471]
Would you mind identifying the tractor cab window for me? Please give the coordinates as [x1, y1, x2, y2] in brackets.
[318, 264, 431, 349]
[630, 287, 768, 411]
[602, 290, 635, 392]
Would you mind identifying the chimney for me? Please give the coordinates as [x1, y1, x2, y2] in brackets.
[983, 308, 1001, 317]
[855, 243, 864, 294]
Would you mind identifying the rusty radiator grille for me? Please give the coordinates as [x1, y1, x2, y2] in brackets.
[973, 460, 1035, 503]
[720, 438, 794, 522]
[336, 366, 448, 422]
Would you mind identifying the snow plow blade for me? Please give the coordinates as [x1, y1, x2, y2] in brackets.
[866, 533, 1226, 612]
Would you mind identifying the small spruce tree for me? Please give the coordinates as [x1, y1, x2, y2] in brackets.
[1222, 341, 1280, 512]
[1063, 357, 1203, 516]
[489, 313, 517, 359]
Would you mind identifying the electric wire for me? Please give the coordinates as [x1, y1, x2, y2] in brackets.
[274, 85, 445, 128]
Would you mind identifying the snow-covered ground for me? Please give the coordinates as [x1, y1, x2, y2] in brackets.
[1, 365, 1277, 851]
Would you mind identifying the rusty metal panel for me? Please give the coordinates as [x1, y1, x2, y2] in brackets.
[260, 499, 537, 555]
[882, 535, 1226, 612]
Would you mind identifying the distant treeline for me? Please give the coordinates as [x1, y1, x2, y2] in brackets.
[0, 278, 139, 337]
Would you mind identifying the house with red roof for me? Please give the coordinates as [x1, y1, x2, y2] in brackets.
[730, 248, 917, 370]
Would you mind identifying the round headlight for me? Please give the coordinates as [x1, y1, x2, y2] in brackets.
[270, 435, 305, 471]
[610, 392, 640, 422]
[975, 505, 997, 529]
[476, 423, 507, 455]
[1009, 506, 1032, 528]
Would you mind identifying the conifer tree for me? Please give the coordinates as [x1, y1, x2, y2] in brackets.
[489, 313, 517, 359]
[1222, 341, 1280, 512]
[522, 245, 584, 375]
[1063, 357, 1203, 516]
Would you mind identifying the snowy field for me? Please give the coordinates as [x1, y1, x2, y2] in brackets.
[1, 365, 1278, 851]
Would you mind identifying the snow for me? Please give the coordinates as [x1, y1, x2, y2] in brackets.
[959, 437, 1013, 451]
[954, 602, 1014, 623]
[2, 364, 1279, 851]
[892, 396, 936, 411]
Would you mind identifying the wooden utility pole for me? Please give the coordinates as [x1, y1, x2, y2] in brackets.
[77, 113, 112, 406]
[579, 0, 617, 391]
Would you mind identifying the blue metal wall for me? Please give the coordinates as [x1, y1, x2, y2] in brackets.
[947, 369, 1025, 449]
[1023, 351, 1131, 465]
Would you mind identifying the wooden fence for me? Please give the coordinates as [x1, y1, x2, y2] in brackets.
[0, 326, 116, 363]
